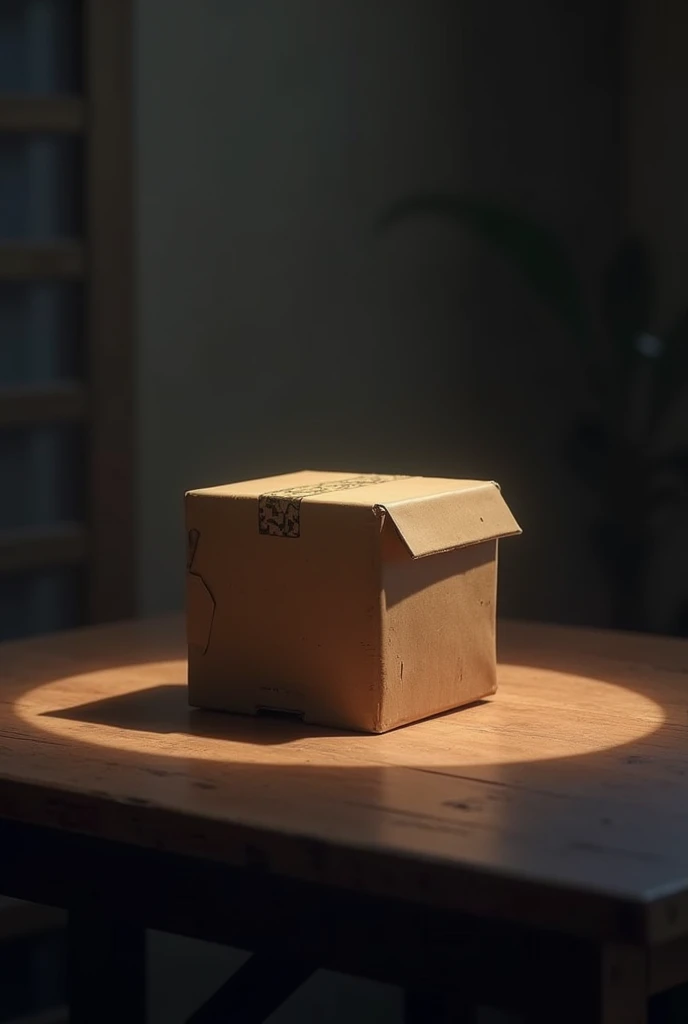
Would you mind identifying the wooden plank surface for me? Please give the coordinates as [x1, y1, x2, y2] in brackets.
[0, 384, 86, 427]
[0, 94, 84, 132]
[0, 617, 688, 943]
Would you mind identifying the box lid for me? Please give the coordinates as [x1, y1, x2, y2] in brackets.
[377, 482, 520, 557]
[187, 471, 521, 558]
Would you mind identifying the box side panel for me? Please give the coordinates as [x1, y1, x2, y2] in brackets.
[380, 531, 498, 732]
[186, 492, 383, 731]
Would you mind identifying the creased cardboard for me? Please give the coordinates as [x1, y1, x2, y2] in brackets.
[186, 471, 521, 733]
[378, 481, 520, 557]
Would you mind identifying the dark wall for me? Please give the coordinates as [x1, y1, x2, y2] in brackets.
[136, 1, 629, 628]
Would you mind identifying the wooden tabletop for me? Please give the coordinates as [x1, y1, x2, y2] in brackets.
[1, 615, 688, 944]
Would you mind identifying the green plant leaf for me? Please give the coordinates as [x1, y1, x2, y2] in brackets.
[379, 194, 591, 350]
[648, 306, 688, 435]
[601, 237, 655, 362]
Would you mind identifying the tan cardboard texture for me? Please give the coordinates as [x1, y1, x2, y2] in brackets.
[186, 471, 521, 733]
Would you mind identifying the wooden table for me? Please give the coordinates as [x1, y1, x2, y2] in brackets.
[1, 616, 688, 1023]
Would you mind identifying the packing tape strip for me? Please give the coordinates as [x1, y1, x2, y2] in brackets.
[258, 474, 410, 538]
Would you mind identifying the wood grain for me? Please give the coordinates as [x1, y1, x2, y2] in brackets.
[1, 617, 688, 943]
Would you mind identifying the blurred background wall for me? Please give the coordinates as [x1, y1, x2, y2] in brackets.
[3, 0, 686, 641]
[136, 0, 623, 628]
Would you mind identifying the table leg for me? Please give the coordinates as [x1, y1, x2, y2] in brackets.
[68, 907, 146, 1023]
[526, 943, 648, 1024]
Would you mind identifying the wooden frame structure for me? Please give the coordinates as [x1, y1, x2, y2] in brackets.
[0, 0, 135, 624]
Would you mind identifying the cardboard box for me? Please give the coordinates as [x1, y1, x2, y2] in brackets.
[186, 471, 520, 733]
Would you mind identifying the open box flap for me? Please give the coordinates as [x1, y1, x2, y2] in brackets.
[377, 481, 521, 558]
